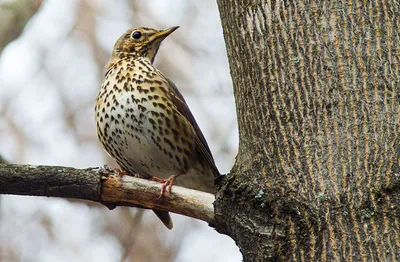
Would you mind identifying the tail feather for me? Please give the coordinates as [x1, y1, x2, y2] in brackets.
[153, 210, 173, 230]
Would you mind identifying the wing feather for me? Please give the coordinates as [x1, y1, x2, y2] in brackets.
[164, 78, 220, 177]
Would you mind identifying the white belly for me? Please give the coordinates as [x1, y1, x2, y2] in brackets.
[99, 90, 179, 179]
[95, 57, 215, 193]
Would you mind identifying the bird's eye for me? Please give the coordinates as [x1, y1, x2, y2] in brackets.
[131, 31, 142, 39]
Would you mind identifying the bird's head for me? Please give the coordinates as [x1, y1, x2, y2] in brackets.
[109, 26, 179, 65]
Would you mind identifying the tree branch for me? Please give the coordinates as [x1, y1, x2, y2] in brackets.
[0, 0, 43, 54]
[0, 155, 9, 164]
[0, 164, 215, 225]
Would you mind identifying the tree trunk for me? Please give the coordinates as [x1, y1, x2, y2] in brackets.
[215, 1, 400, 261]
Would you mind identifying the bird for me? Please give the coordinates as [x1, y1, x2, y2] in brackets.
[95, 26, 220, 229]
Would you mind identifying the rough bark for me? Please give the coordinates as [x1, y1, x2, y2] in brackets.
[216, 1, 400, 261]
[0, 164, 215, 224]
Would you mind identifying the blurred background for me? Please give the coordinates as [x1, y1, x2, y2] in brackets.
[0, 0, 239, 261]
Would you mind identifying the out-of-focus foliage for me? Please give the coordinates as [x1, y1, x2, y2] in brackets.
[0, 0, 240, 261]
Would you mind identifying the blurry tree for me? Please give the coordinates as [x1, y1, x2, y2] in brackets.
[0, 1, 239, 262]
[0, 0, 42, 55]
[215, 0, 400, 261]
[5, 0, 400, 262]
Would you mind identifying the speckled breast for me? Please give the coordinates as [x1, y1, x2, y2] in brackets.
[95, 57, 196, 180]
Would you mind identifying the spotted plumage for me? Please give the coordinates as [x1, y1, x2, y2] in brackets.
[95, 26, 220, 229]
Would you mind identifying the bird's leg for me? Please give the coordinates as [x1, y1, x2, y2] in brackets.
[151, 176, 166, 183]
[114, 168, 129, 176]
[115, 168, 143, 178]
[152, 172, 184, 198]
[160, 175, 177, 196]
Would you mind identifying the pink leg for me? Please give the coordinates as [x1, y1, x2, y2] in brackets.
[114, 168, 129, 176]
[151, 173, 183, 198]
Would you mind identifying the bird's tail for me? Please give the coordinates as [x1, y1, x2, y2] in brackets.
[153, 210, 173, 230]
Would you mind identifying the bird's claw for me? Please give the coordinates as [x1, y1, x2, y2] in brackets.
[151, 175, 176, 199]
[114, 168, 129, 176]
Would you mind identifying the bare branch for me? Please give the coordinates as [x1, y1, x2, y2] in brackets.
[0, 0, 43, 54]
[0, 155, 9, 164]
[0, 164, 215, 225]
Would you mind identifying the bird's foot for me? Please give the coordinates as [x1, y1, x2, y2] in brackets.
[114, 168, 129, 176]
[151, 175, 178, 199]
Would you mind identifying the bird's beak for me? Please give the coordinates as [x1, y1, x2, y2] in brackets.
[150, 26, 179, 42]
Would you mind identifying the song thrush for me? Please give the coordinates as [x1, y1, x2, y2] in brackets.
[95, 26, 220, 229]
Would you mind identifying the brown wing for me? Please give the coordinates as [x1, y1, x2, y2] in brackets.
[165, 77, 220, 177]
